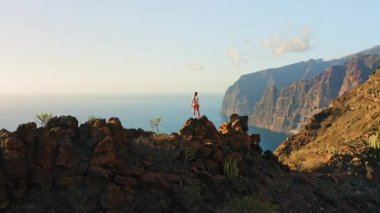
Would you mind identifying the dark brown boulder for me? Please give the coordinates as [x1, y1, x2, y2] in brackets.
[107, 117, 123, 134]
[219, 114, 249, 135]
[230, 114, 248, 132]
[79, 121, 111, 149]
[46, 115, 78, 132]
[54, 137, 74, 168]
[179, 116, 220, 142]
[250, 134, 260, 144]
[16, 122, 37, 145]
[263, 150, 278, 161]
[90, 137, 119, 168]
[1, 136, 27, 179]
[89, 118, 107, 128]
[30, 164, 53, 188]
[34, 134, 57, 169]
[0, 135, 27, 200]
[218, 122, 230, 135]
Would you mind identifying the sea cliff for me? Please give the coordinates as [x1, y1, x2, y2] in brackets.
[222, 46, 380, 133]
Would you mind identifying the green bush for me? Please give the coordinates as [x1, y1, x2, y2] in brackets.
[219, 196, 277, 213]
[223, 156, 239, 180]
[369, 134, 380, 149]
[35, 112, 53, 127]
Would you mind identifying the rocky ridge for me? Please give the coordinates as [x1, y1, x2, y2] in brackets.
[222, 45, 380, 133]
[0, 113, 379, 212]
[222, 58, 329, 116]
[252, 55, 380, 133]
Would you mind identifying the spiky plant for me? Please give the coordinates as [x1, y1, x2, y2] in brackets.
[223, 156, 239, 180]
[369, 134, 380, 149]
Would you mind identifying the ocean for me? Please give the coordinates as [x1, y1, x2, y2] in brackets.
[0, 94, 286, 151]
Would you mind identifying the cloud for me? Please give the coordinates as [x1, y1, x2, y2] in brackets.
[187, 63, 204, 71]
[264, 26, 311, 56]
[228, 48, 247, 69]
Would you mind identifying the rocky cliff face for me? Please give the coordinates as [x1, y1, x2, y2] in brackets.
[222, 59, 329, 116]
[275, 66, 380, 174]
[252, 55, 380, 133]
[1, 114, 380, 212]
[339, 54, 380, 95]
[222, 45, 380, 133]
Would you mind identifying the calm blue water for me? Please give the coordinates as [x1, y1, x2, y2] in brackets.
[0, 94, 286, 151]
[250, 126, 288, 152]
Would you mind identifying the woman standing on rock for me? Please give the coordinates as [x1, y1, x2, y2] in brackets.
[192, 92, 201, 118]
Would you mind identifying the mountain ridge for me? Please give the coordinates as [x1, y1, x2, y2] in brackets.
[222, 58, 330, 116]
[222, 45, 380, 133]
[252, 54, 380, 133]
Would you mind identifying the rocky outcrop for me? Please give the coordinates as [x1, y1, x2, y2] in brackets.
[219, 113, 249, 135]
[0, 114, 266, 212]
[222, 45, 380, 133]
[251, 55, 380, 133]
[179, 115, 220, 141]
[1, 113, 380, 212]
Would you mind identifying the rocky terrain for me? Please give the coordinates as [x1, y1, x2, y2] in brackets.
[222, 45, 380, 133]
[275, 67, 380, 207]
[0, 110, 379, 212]
[275, 66, 380, 170]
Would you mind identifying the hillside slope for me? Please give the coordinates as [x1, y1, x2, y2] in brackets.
[275, 66, 380, 175]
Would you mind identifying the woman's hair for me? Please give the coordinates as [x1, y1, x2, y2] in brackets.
[194, 91, 198, 96]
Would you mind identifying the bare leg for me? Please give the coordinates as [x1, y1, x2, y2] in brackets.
[193, 107, 196, 117]
[196, 107, 200, 117]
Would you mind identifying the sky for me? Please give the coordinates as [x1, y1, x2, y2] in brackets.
[0, 0, 379, 95]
